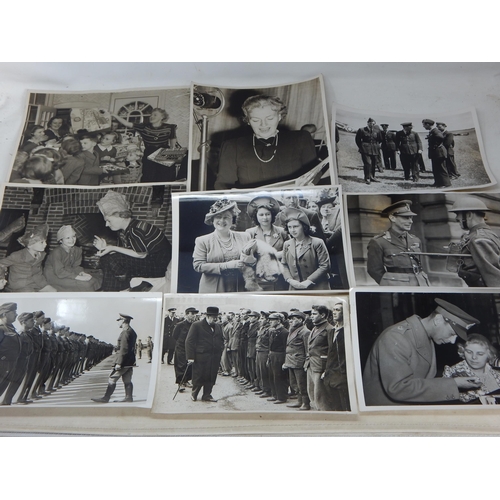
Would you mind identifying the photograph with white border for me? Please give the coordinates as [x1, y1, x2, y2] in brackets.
[0, 292, 162, 408]
[352, 288, 500, 411]
[9, 87, 191, 187]
[153, 293, 356, 413]
[0, 183, 182, 294]
[334, 104, 494, 193]
[345, 191, 500, 287]
[171, 186, 350, 294]
[190, 76, 333, 191]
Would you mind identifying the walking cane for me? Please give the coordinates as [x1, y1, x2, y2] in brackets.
[172, 361, 193, 401]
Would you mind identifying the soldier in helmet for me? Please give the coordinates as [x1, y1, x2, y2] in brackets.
[449, 197, 500, 287]
[367, 200, 430, 286]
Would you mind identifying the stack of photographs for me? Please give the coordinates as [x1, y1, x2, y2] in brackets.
[0, 74, 498, 427]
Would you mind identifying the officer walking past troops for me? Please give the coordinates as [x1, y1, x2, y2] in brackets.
[437, 122, 460, 179]
[422, 118, 451, 188]
[283, 311, 310, 410]
[92, 313, 137, 403]
[0, 303, 20, 403]
[172, 307, 198, 391]
[395, 122, 423, 182]
[449, 197, 500, 286]
[186, 306, 224, 402]
[355, 118, 382, 185]
[380, 124, 398, 171]
[363, 299, 482, 406]
[367, 200, 430, 286]
[162, 308, 178, 365]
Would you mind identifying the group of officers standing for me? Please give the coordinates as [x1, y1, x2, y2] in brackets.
[0, 302, 112, 405]
[355, 118, 459, 187]
[164, 303, 349, 411]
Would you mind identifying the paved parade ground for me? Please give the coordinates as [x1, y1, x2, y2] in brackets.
[5, 354, 153, 407]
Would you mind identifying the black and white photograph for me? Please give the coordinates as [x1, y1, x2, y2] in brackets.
[9, 87, 191, 186]
[190, 76, 333, 191]
[0, 292, 162, 407]
[153, 293, 354, 413]
[0, 184, 181, 293]
[352, 289, 500, 410]
[171, 186, 350, 294]
[334, 104, 494, 193]
[345, 192, 500, 288]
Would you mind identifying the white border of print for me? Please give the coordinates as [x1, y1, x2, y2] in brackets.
[0, 292, 162, 408]
[153, 293, 357, 414]
[351, 287, 500, 412]
[332, 103, 495, 194]
[170, 185, 351, 294]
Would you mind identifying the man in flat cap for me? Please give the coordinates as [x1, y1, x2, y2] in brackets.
[436, 122, 460, 179]
[0, 303, 21, 403]
[449, 197, 500, 287]
[173, 307, 199, 390]
[186, 306, 224, 402]
[422, 119, 451, 188]
[395, 122, 423, 182]
[355, 118, 382, 185]
[367, 200, 430, 286]
[380, 124, 398, 171]
[363, 298, 482, 406]
[91, 313, 137, 403]
[162, 308, 178, 365]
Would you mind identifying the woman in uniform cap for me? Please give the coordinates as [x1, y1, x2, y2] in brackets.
[44, 225, 101, 291]
[93, 190, 172, 291]
[192, 198, 251, 293]
[280, 207, 331, 291]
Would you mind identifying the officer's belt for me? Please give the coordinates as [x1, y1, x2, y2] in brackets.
[386, 267, 421, 273]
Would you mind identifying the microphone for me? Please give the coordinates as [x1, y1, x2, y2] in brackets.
[193, 92, 222, 109]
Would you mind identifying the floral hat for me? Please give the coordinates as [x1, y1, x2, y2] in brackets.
[204, 198, 240, 226]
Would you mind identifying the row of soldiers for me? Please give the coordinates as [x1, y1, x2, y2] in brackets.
[171, 303, 349, 411]
[0, 302, 113, 405]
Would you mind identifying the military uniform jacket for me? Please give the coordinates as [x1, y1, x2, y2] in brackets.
[442, 130, 455, 155]
[0, 323, 21, 364]
[355, 127, 382, 155]
[381, 130, 397, 152]
[246, 321, 260, 358]
[285, 324, 310, 368]
[362, 315, 459, 406]
[395, 130, 422, 155]
[458, 222, 500, 287]
[425, 127, 447, 159]
[255, 323, 270, 352]
[367, 229, 429, 286]
[115, 325, 137, 367]
[305, 320, 333, 373]
[163, 315, 179, 351]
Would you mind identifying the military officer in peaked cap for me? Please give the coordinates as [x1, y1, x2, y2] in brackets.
[0, 303, 21, 402]
[422, 118, 451, 188]
[91, 313, 137, 403]
[363, 298, 482, 406]
[367, 200, 430, 286]
[449, 197, 500, 287]
[395, 122, 423, 181]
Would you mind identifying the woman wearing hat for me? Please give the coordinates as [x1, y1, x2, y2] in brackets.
[245, 195, 288, 291]
[0, 224, 56, 293]
[44, 225, 101, 291]
[280, 207, 331, 290]
[193, 198, 251, 293]
[93, 190, 172, 291]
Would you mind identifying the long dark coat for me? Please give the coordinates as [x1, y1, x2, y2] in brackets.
[173, 319, 193, 383]
[185, 319, 224, 386]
